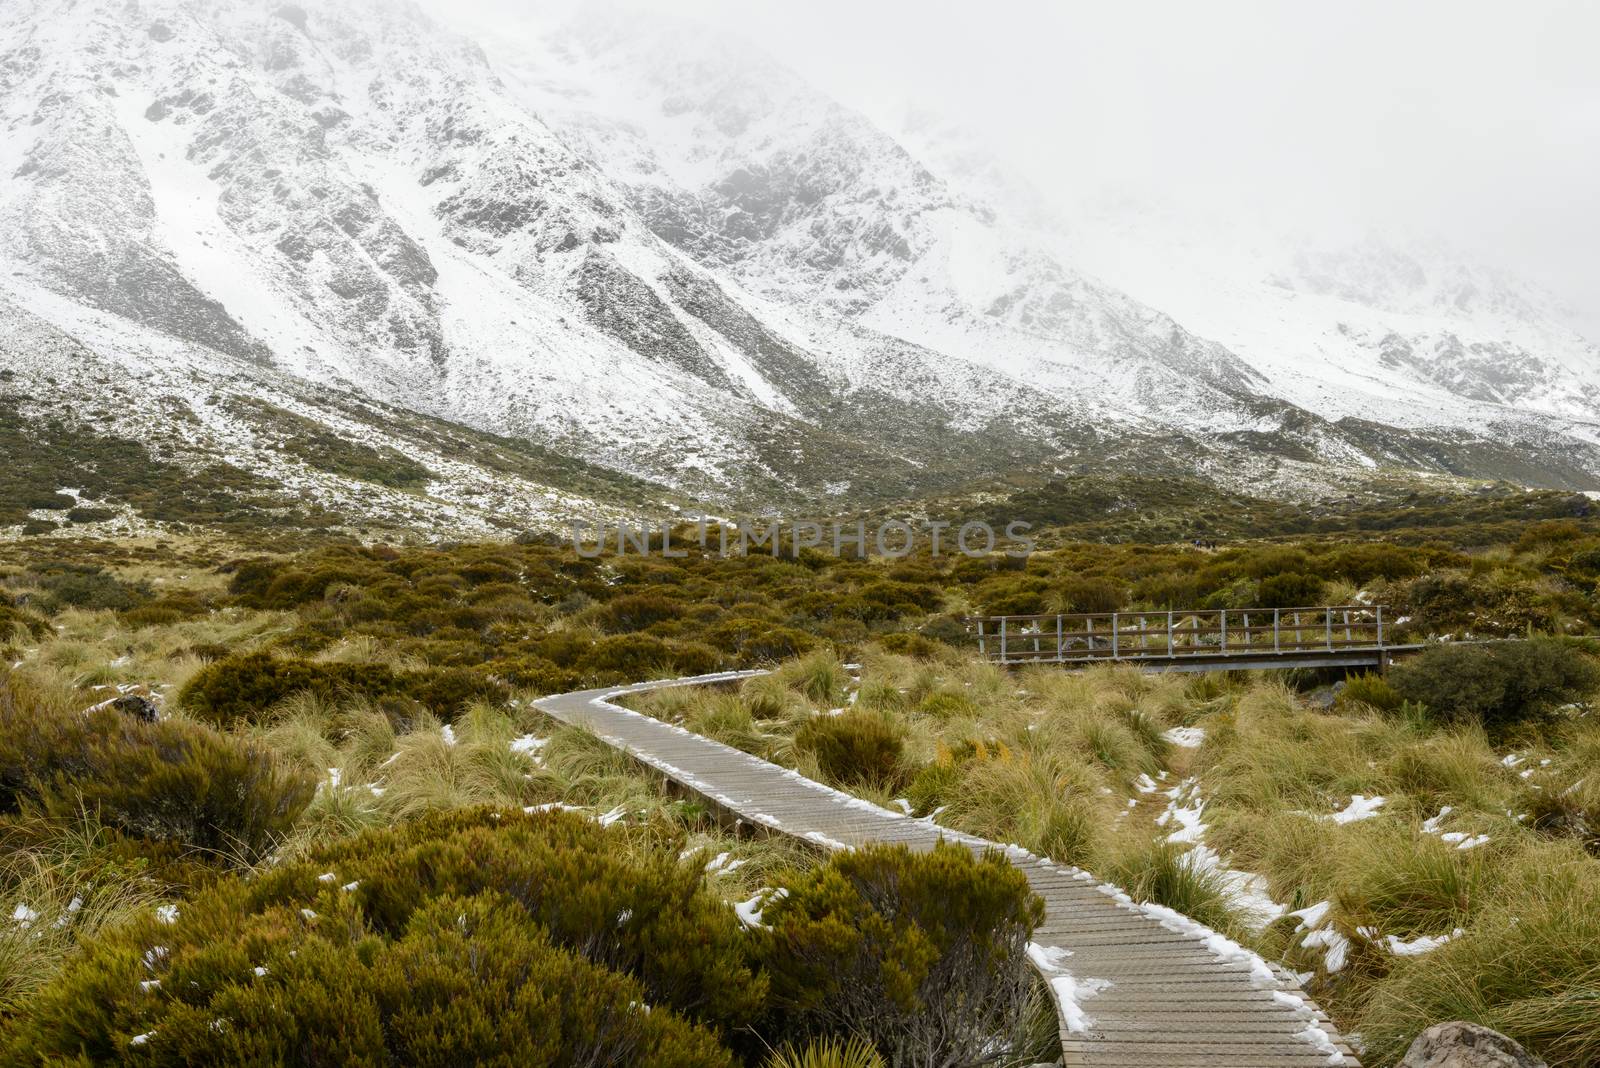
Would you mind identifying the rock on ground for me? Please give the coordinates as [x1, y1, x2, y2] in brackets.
[1400, 1022, 1548, 1068]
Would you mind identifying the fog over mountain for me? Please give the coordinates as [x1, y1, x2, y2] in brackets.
[2, 0, 1596, 538]
[495, 0, 1600, 338]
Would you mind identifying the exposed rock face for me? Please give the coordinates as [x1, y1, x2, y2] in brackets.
[1399, 1022, 1549, 1068]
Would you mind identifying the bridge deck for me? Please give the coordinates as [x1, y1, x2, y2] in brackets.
[536, 670, 1359, 1067]
[970, 606, 1404, 673]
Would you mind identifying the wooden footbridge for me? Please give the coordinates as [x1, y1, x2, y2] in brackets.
[970, 604, 1420, 672]
[536, 671, 1359, 1067]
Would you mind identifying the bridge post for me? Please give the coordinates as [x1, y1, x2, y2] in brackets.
[1325, 610, 1333, 650]
[1273, 609, 1281, 652]
[1220, 610, 1228, 653]
[1057, 615, 1065, 661]
[977, 619, 986, 659]
[1112, 613, 1119, 659]
[1167, 611, 1174, 656]
[1000, 618, 1008, 664]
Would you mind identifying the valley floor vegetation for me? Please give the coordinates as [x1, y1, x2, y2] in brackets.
[1, 511, 1598, 1064]
[630, 645, 1600, 1067]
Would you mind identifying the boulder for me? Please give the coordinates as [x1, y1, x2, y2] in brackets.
[1399, 1022, 1547, 1068]
[109, 694, 160, 723]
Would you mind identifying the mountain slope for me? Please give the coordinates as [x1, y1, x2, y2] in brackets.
[0, 0, 1596, 543]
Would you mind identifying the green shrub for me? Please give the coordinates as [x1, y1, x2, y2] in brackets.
[296, 809, 765, 1030]
[4, 808, 759, 1066]
[0, 673, 313, 863]
[24, 492, 73, 511]
[579, 635, 722, 680]
[794, 712, 906, 788]
[178, 654, 509, 726]
[181, 653, 400, 725]
[757, 842, 1042, 1066]
[1257, 572, 1325, 609]
[407, 667, 511, 718]
[602, 592, 685, 632]
[35, 567, 152, 613]
[1390, 639, 1600, 734]
[9, 891, 731, 1067]
[480, 654, 576, 693]
[1327, 543, 1425, 585]
[1056, 575, 1126, 613]
[706, 618, 818, 662]
[1567, 545, 1600, 578]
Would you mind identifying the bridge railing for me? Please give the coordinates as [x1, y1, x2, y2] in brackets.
[967, 605, 1387, 665]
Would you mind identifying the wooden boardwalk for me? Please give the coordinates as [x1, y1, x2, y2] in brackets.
[970, 605, 1415, 674]
[536, 670, 1360, 1067]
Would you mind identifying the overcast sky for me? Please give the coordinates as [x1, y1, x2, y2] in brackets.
[438, 0, 1600, 333]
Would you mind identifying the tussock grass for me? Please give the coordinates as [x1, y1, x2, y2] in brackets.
[939, 748, 1106, 865]
[1357, 842, 1600, 1068]
[763, 1036, 885, 1068]
[775, 650, 849, 707]
[367, 707, 539, 820]
[1104, 838, 1244, 939]
[0, 813, 166, 1012]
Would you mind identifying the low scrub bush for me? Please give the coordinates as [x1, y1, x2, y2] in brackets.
[310, 809, 765, 1030]
[756, 842, 1043, 1068]
[794, 712, 906, 789]
[479, 654, 577, 693]
[8, 894, 731, 1067]
[178, 653, 510, 726]
[1054, 575, 1126, 613]
[601, 592, 685, 632]
[706, 618, 818, 662]
[5, 809, 756, 1065]
[0, 672, 313, 864]
[1390, 639, 1600, 735]
[33, 566, 152, 613]
[1257, 572, 1325, 609]
[579, 634, 723, 680]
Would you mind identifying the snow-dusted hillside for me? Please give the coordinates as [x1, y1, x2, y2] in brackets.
[1, 0, 1597, 539]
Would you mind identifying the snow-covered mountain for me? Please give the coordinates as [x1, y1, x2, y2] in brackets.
[1, 0, 1597, 538]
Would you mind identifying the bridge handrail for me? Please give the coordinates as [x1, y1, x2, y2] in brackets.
[964, 605, 1389, 664]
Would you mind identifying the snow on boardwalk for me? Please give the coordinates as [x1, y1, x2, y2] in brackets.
[536, 671, 1360, 1067]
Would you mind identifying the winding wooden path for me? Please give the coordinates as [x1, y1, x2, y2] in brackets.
[535, 670, 1360, 1067]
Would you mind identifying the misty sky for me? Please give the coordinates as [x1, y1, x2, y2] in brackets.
[435, 0, 1600, 333]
